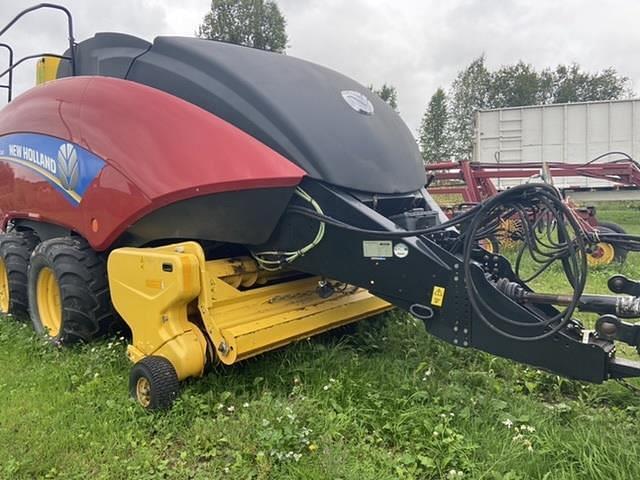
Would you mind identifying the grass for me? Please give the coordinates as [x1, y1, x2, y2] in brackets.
[2, 206, 640, 479]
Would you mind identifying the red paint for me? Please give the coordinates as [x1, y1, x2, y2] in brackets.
[0, 76, 305, 249]
[426, 160, 640, 202]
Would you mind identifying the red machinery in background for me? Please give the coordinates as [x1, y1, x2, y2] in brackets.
[425, 157, 640, 265]
[425, 157, 640, 203]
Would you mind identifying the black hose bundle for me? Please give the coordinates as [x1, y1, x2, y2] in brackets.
[458, 183, 588, 341]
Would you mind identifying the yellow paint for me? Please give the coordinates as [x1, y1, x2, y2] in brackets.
[108, 242, 391, 381]
[587, 242, 616, 267]
[36, 56, 60, 85]
[431, 286, 445, 307]
[107, 244, 207, 381]
[0, 257, 9, 313]
[36, 267, 62, 337]
[145, 279, 163, 289]
[479, 238, 494, 254]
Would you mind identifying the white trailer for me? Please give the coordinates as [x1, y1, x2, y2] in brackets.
[473, 99, 640, 198]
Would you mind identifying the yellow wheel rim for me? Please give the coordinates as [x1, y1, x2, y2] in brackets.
[136, 377, 151, 408]
[0, 258, 9, 313]
[36, 267, 62, 337]
[479, 238, 495, 253]
[587, 242, 616, 267]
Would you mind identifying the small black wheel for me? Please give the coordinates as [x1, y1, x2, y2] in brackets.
[589, 222, 628, 266]
[27, 236, 115, 344]
[129, 356, 179, 411]
[0, 230, 39, 316]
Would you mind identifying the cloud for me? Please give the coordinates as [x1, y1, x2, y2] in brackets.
[1, 0, 639, 135]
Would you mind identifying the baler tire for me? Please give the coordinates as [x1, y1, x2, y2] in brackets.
[129, 356, 179, 411]
[0, 230, 39, 317]
[27, 236, 115, 344]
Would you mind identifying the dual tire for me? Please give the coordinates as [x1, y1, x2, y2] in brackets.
[0, 232, 115, 343]
[0, 231, 178, 410]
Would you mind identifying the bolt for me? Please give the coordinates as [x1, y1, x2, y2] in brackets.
[454, 263, 460, 270]
[453, 326, 459, 332]
[218, 341, 230, 356]
[463, 328, 468, 334]
[453, 339, 459, 345]
[463, 341, 469, 347]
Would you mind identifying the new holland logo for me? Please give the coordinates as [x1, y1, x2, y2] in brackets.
[341, 90, 375, 115]
[56, 143, 80, 192]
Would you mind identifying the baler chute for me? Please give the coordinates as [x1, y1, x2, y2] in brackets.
[1, 4, 640, 410]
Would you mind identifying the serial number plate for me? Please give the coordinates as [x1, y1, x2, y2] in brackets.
[363, 240, 393, 258]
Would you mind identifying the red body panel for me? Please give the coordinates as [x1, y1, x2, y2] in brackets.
[0, 77, 305, 250]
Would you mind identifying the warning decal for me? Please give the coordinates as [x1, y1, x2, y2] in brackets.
[431, 286, 446, 307]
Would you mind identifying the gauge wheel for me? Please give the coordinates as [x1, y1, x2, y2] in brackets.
[130, 356, 179, 411]
[588, 222, 627, 267]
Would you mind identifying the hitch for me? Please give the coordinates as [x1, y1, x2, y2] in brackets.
[495, 276, 640, 361]
[495, 278, 640, 319]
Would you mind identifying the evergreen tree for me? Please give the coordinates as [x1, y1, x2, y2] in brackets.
[370, 83, 399, 110]
[419, 88, 450, 163]
[448, 55, 491, 160]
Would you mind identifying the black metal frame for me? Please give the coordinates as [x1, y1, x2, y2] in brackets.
[0, 43, 13, 102]
[260, 178, 640, 383]
[0, 3, 76, 102]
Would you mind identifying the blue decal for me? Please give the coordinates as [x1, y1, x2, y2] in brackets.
[0, 133, 105, 205]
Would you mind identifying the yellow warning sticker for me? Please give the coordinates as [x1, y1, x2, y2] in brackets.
[431, 286, 446, 307]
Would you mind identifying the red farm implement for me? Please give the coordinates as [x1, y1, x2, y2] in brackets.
[425, 157, 640, 265]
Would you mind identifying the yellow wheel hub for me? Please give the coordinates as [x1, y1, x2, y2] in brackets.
[0, 258, 9, 313]
[587, 242, 616, 267]
[136, 377, 151, 407]
[36, 267, 62, 336]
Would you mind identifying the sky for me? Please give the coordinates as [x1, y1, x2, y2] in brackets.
[0, 0, 639, 135]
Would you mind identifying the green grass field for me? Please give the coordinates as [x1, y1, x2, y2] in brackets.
[2, 204, 640, 479]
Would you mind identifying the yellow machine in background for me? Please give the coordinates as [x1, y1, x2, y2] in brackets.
[108, 242, 390, 408]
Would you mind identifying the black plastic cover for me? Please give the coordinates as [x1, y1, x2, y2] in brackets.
[61, 34, 425, 194]
[57, 32, 151, 79]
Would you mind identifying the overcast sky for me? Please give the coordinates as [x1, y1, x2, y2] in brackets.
[1, 0, 639, 134]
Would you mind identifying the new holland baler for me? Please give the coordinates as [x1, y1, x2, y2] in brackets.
[2, 5, 640, 410]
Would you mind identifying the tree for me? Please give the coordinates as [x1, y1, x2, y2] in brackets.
[543, 64, 631, 104]
[448, 55, 491, 160]
[419, 88, 450, 163]
[488, 61, 549, 108]
[197, 0, 288, 53]
[370, 83, 399, 110]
